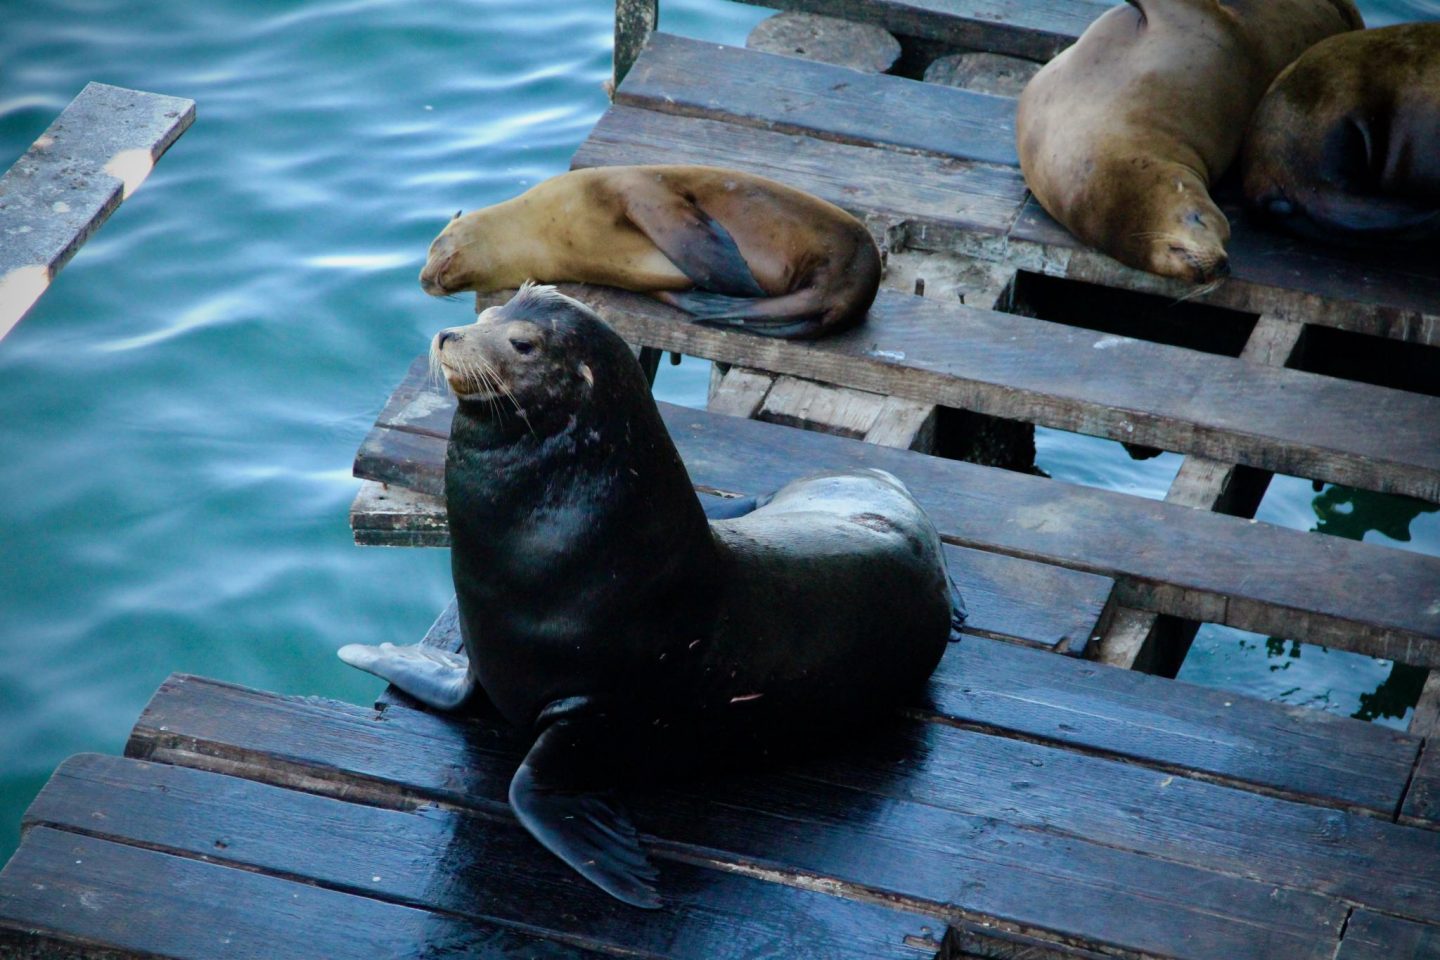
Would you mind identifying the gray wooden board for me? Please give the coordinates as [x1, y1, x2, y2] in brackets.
[1403, 740, 1440, 828]
[728, 0, 1109, 61]
[0, 82, 195, 335]
[0, 826, 610, 960]
[573, 105, 1027, 248]
[561, 285, 1440, 503]
[616, 33, 1018, 166]
[353, 361, 1440, 664]
[123, 674, 1352, 960]
[1011, 196, 1440, 347]
[18, 753, 939, 960]
[1337, 911, 1440, 960]
[410, 596, 1420, 814]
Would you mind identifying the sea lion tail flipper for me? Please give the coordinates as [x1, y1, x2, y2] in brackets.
[623, 193, 767, 297]
[511, 703, 661, 909]
[336, 642, 477, 712]
[656, 289, 831, 340]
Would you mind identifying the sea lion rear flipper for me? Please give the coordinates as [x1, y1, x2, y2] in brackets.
[623, 193, 767, 298]
[336, 642, 484, 712]
[510, 700, 661, 909]
[1305, 190, 1439, 236]
[655, 289, 831, 340]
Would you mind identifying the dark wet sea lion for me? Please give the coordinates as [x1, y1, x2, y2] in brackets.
[339, 284, 963, 907]
[1016, 0, 1363, 284]
[1242, 22, 1440, 243]
[418, 165, 882, 339]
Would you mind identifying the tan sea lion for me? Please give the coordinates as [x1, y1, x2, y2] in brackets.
[1016, 0, 1363, 284]
[339, 284, 965, 906]
[419, 165, 882, 339]
[1243, 22, 1440, 243]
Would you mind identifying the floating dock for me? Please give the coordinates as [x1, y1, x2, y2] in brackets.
[4, 3, 1440, 958]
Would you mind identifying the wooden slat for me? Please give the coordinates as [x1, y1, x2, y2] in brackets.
[617, 33, 1017, 166]
[573, 105, 1028, 250]
[21, 754, 938, 960]
[352, 367, 1440, 664]
[560, 285, 1440, 503]
[123, 674, 1350, 960]
[728, 0, 1107, 61]
[0, 82, 195, 339]
[412, 597, 1419, 813]
[1011, 197, 1440, 347]
[1403, 741, 1440, 828]
[0, 827, 609, 960]
[1337, 911, 1440, 960]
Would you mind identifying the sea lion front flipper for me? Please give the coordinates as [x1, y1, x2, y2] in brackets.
[510, 699, 661, 909]
[336, 642, 481, 712]
[622, 192, 767, 298]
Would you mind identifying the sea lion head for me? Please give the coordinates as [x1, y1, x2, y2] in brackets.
[420, 208, 509, 296]
[1123, 168, 1232, 285]
[430, 283, 631, 424]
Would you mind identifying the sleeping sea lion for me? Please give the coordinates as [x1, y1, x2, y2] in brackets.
[1015, 0, 1363, 283]
[1242, 22, 1440, 243]
[418, 165, 882, 339]
[339, 284, 964, 907]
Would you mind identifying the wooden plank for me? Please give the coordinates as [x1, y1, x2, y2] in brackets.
[760, 375, 890, 438]
[22, 753, 939, 960]
[728, 0, 1107, 61]
[352, 372, 1440, 664]
[1403, 740, 1440, 828]
[865, 395, 937, 451]
[0, 82, 195, 339]
[409, 596, 1418, 813]
[124, 674, 1350, 960]
[574, 104, 1027, 251]
[350, 480, 450, 547]
[616, 33, 1018, 166]
[0, 826, 609, 960]
[1011, 196, 1440, 347]
[707, 366, 774, 419]
[1337, 911, 1440, 960]
[545, 285, 1440, 502]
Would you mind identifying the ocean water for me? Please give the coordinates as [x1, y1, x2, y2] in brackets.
[0, 0, 1434, 868]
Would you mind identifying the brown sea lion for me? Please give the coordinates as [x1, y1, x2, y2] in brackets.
[1016, 0, 1363, 284]
[339, 284, 965, 907]
[1243, 22, 1440, 243]
[418, 165, 882, 339]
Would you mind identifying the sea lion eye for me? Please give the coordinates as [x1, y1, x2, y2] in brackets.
[510, 338, 535, 355]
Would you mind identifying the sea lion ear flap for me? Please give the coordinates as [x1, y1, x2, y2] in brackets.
[578, 362, 594, 388]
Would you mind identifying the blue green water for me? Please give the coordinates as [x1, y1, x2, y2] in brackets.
[1, 0, 1435, 868]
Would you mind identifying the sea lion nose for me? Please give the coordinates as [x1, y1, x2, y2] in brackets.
[437, 330, 459, 348]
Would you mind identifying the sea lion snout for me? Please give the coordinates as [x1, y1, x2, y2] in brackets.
[420, 247, 457, 295]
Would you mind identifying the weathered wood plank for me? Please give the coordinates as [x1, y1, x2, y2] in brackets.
[558, 285, 1440, 502]
[617, 33, 1018, 166]
[574, 105, 1027, 251]
[1337, 911, 1440, 960]
[727, 0, 1104, 62]
[410, 595, 1418, 813]
[352, 369, 1440, 664]
[0, 82, 195, 339]
[124, 675, 1349, 960]
[1011, 196, 1440, 347]
[1403, 740, 1440, 828]
[23, 754, 939, 960]
[0, 827, 609, 960]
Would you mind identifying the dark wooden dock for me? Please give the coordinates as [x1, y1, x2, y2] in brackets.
[5, 2, 1440, 958]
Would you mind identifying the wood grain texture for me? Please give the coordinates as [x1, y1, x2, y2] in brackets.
[1402, 740, 1440, 828]
[21, 753, 938, 960]
[561, 285, 1440, 502]
[1011, 197, 1440, 347]
[0, 83, 194, 338]
[727, 0, 1107, 61]
[352, 364, 1440, 664]
[123, 674, 1350, 960]
[617, 33, 1018, 165]
[0, 826, 608, 960]
[573, 105, 1027, 250]
[1336, 911, 1440, 960]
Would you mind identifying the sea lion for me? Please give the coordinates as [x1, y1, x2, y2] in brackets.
[1242, 22, 1440, 243]
[418, 165, 882, 339]
[1016, 0, 1363, 284]
[339, 284, 964, 907]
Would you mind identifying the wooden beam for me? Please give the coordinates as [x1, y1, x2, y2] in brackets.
[0, 82, 194, 339]
[612, 0, 658, 90]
